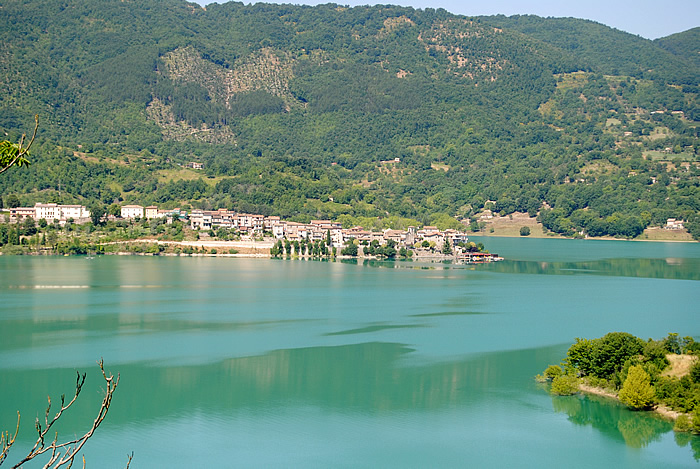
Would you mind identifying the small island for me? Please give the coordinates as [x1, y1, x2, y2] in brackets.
[538, 332, 700, 434]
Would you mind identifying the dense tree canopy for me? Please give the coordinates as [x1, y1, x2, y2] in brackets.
[0, 0, 697, 238]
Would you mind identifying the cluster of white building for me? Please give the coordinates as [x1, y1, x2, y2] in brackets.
[272, 220, 469, 249]
[9, 203, 91, 224]
[7, 202, 471, 250]
[188, 208, 469, 249]
[119, 205, 184, 221]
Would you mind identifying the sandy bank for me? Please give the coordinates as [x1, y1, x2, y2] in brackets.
[118, 238, 275, 256]
[577, 385, 685, 422]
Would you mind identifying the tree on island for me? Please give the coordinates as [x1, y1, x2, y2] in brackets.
[619, 365, 656, 410]
[550, 374, 580, 396]
[543, 332, 700, 430]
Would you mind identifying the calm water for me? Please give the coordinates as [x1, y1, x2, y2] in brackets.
[1, 237, 699, 467]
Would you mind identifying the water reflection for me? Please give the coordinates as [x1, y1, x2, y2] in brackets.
[324, 324, 426, 336]
[2, 343, 547, 430]
[674, 431, 700, 462]
[479, 258, 700, 280]
[4, 341, 700, 466]
[322, 255, 700, 280]
[552, 394, 673, 449]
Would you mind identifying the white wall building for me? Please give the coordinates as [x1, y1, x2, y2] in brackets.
[121, 205, 144, 219]
[35, 203, 61, 221]
[60, 205, 90, 220]
[33, 203, 90, 222]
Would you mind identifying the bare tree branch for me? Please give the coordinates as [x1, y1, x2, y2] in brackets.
[125, 452, 134, 469]
[0, 412, 20, 466]
[2, 359, 121, 469]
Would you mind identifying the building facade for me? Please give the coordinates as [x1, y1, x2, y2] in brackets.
[121, 205, 144, 219]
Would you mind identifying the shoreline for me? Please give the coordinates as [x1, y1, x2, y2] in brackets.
[577, 384, 684, 422]
[473, 232, 697, 243]
[2, 229, 696, 259]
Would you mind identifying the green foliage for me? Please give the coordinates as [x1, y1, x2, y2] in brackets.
[590, 332, 645, 382]
[0, 140, 31, 172]
[0, 1, 697, 235]
[441, 239, 452, 255]
[691, 360, 700, 384]
[270, 240, 283, 257]
[365, 239, 397, 258]
[550, 374, 580, 396]
[486, 15, 699, 84]
[340, 242, 358, 257]
[544, 365, 563, 380]
[655, 27, 700, 69]
[519, 226, 530, 236]
[674, 414, 693, 432]
[398, 246, 412, 258]
[566, 338, 595, 376]
[662, 332, 698, 355]
[0, 115, 37, 174]
[549, 333, 700, 422]
[565, 333, 657, 384]
[619, 365, 656, 410]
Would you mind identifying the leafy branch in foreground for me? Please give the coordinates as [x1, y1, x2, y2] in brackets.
[0, 359, 130, 468]
[0, 115, 38, 175]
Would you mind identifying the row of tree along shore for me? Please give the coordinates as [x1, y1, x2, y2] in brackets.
[537, 332, 700, 434]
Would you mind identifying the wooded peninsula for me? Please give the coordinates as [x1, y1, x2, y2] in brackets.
[538, 332, 700, 435]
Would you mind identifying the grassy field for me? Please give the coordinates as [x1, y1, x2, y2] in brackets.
[638, 227, 694, 242]
[474, 212, 558, 238]
[157, 168, 223, 185]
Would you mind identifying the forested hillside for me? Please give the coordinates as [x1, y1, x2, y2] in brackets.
[1, 0, 698, 238]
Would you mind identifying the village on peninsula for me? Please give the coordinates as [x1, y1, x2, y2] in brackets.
[3, 202, 501, 261]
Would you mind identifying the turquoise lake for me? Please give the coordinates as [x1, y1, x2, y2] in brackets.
[1, 237, 699, 467]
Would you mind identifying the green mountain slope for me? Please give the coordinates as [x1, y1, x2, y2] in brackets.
[655, 27, 700, 69]
[480, 15, 699, 85]
[0, 0, 698, 239]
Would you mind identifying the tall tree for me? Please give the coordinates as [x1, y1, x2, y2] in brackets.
[619, 365, 656, 410]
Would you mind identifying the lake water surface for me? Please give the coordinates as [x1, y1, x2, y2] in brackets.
[1, 237, 699, 467]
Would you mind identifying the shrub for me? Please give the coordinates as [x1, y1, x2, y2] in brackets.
[551, 375, 580, 396]
[544, 365, 563, 380]
[690, 360, 700, 384]
[591, 332, 645, 381]
[674, 414, 692, 432]
[520, 226, 531, 236]
[341, 243, 358, 256]
[619, 365, 656, 410]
